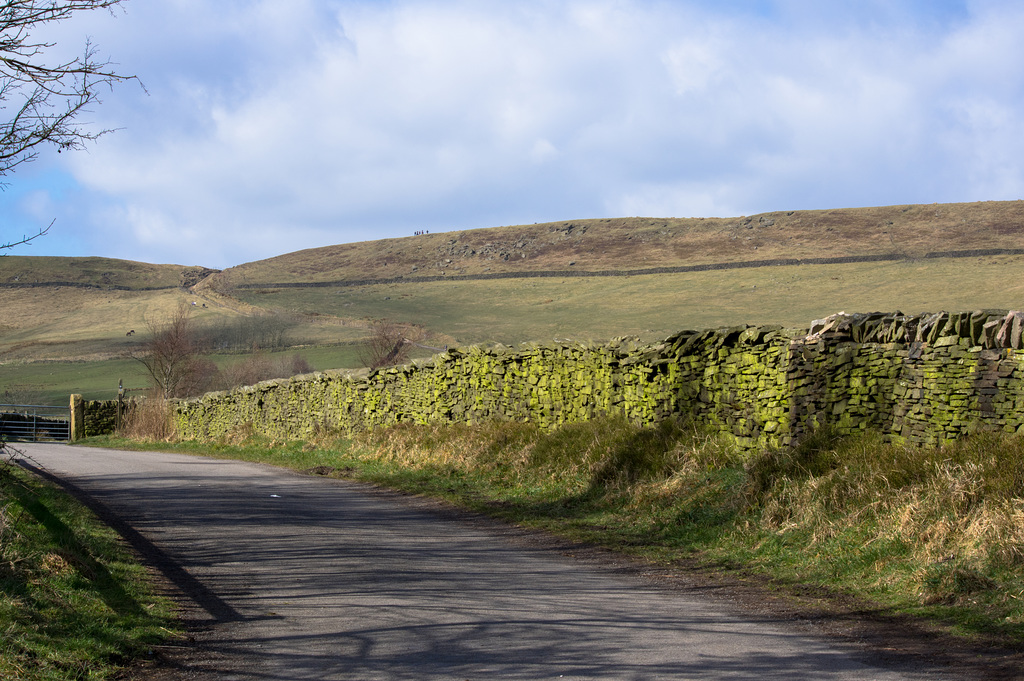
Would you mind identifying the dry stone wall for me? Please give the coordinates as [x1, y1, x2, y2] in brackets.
[79, 399, 125, 438]
[171, 310, 1024, 451]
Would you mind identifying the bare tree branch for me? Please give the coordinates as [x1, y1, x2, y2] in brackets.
[0, 2, 137, 176]
[0, 217, 50, 251]
[1, 1, 138, 250]
[358, 319, 429, 370]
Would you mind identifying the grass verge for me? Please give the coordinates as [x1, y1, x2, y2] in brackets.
[0, 445, 181, 680]
[91, 415, 1024, 649]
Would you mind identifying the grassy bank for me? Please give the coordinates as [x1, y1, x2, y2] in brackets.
[101, 415, 1024, 646]
[0, 447, 180, 680]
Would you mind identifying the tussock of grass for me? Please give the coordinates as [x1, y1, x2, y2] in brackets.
[354, 416, 741, 489]
[747, 430, 1024, 569]
[119, 397, 177, 441]
[741, 430, 1024, 623]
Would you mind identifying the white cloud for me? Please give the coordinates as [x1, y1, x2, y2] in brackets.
[2, 0, 1023, 267]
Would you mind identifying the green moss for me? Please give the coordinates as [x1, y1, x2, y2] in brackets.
[170, 315, 1024, 452]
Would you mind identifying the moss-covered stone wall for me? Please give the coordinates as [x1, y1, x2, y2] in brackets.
[81, 399, 124, 437]
[171, 310, 1024, 451]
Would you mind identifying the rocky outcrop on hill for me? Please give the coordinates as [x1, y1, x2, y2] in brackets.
[180, 266, 220, 289]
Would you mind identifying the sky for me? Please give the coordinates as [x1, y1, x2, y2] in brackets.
[1, 0, 1022, 269]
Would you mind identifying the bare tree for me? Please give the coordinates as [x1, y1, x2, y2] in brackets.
[359, 319, 412, 370]
[1, 0, 137, 250]
[216, 353, 313, 391]
[130, 302, 215, 399]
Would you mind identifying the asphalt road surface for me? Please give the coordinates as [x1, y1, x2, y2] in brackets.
[17, 443, 963, 680]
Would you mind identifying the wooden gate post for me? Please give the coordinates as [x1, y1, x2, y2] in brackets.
[70, 394, 85, 442]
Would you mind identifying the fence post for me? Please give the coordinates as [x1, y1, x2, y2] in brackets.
[116, 379, 124, 431]
[70, 394, 85, 442]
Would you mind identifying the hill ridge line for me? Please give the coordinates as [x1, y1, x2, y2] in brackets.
[233, 247, 1024, 290]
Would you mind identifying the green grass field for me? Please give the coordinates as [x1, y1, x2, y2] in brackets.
[0, 358, 147, 405]
[234, 255, 1024, 346]
[0, 345, 380, 406]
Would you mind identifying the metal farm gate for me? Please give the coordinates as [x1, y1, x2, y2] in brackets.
[0, 404, 71, 442]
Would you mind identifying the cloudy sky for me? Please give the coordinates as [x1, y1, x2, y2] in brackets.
[1, 0, 1022, 269]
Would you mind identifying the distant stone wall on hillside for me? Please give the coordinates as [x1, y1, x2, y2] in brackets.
[172, 310, 1024, 451]
[230, 248, 1024, 291]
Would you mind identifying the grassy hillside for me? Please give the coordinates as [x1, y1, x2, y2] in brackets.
[0, 258, 377, 403]
[2, 200, 1023, 402]
[0, 258, 222, 362]
[0, 256, 211, 289]
[209, 200, 1024, 345]
[226, 255, 1024, 346]
[203, 201, 1024, 286]
[0, 286, 374, 362]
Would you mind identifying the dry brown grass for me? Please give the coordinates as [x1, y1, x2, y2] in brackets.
[353, 416, 741, 496]
[0, 501, 11, 575]
[890, 465, 1024, 568]
[0, 256, 186, 288]
[353, 421, 538, 473]
[206, 200, 1024, 287]
[747, 429, 1024, 609]
[118, 397, 176, 441]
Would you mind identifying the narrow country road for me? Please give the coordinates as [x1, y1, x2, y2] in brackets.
[17, 443, 964, 680]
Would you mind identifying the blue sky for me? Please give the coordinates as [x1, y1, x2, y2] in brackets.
[1, 0, 1021, 269]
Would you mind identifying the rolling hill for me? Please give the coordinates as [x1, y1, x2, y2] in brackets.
[205, 200, 1024, 346]
[202, 200, 1024, 287]
[3, 200, 1024, 402]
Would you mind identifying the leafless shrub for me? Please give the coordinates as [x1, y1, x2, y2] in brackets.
[118, 397, 175, 441]
[0, 1, 138, 185]
[359, 319, 424, 370]
[200, 312, 294, 352]
[216, 353, 313, 391]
